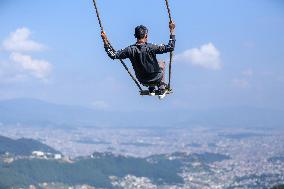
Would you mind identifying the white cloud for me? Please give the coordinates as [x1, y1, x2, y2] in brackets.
[242, 69, 254, 77]
[3, 27, 45, 52]
[10, 52, 52, 80]
[0, 27, 52, 83]
[92, 100, 110, 110]
[0, 58, 32, 83]
[175, 43, 222, 70]
[233, 78, 250, 88]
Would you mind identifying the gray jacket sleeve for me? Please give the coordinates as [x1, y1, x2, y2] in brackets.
[104, 44, 129, 60]
[151, 35, 176, 54]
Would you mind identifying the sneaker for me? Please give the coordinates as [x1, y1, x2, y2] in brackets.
[158, 89, 167, 100]
[148, 86, 156, 96]
[158, 84, 165, 90]
[158, 82, 168, 90]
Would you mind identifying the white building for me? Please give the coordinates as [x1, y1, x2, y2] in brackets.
[54, 154, 62, 160]
[32, 151, 45, 157]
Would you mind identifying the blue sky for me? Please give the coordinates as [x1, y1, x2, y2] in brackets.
[0, 0, 283, 111]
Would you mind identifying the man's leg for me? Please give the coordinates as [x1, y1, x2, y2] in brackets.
[158, 61, 166, 83]
[158, 61, 166, 90]
[157, 61, 168, 99]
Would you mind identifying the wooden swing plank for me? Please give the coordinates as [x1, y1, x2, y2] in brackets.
[140, 89, 173, 96]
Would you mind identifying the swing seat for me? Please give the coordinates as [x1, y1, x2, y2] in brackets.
[140, 81, 172, 96]
[140, 88, 173, 96]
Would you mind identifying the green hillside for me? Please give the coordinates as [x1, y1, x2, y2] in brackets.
[0, 135, 59, 156]
[0, 152, 229, 188]
[271, 184, 284, 189]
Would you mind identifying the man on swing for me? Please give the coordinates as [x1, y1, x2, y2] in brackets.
[101, 21, 175, 98]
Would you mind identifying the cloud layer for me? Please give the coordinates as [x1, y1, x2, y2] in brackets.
[1, 27, 52, 82]
[92, 100, 110, 110]
[10, 53, 52, 79]
[175, 43, 222, 70]
[3, 27, 45, 52]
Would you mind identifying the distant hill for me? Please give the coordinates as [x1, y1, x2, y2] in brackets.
[0, 98, 105, 127]
[0, 135, 59, 156]
[0, 98, 283, 128]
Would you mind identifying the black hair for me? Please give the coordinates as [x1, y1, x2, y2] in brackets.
[134, 25, 148, 39]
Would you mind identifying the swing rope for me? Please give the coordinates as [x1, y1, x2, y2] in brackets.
[165, 0, 174, 91]
[92, 0, 174, 93]
[92, 0, 143, 92]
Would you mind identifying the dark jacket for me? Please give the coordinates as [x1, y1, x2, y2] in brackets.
[104, 35, 176, 85]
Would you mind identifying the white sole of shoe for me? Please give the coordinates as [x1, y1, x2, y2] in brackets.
[158, 95, 166, 100]
[158, 91, 167, 100]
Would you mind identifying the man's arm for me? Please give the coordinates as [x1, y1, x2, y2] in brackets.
[152, 35, 176, 54]
[152, 21, 176, 54]
[101, 31, 129, 60]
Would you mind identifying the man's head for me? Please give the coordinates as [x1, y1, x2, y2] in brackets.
[134, 25, 148, 40]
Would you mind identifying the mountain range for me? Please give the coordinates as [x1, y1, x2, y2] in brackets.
[0, 98, 283, 128]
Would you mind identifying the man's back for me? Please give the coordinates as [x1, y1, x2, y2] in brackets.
[104, 37, 175, 85]
[102, 24, 175, 85]
[124, 43, 162, 84]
